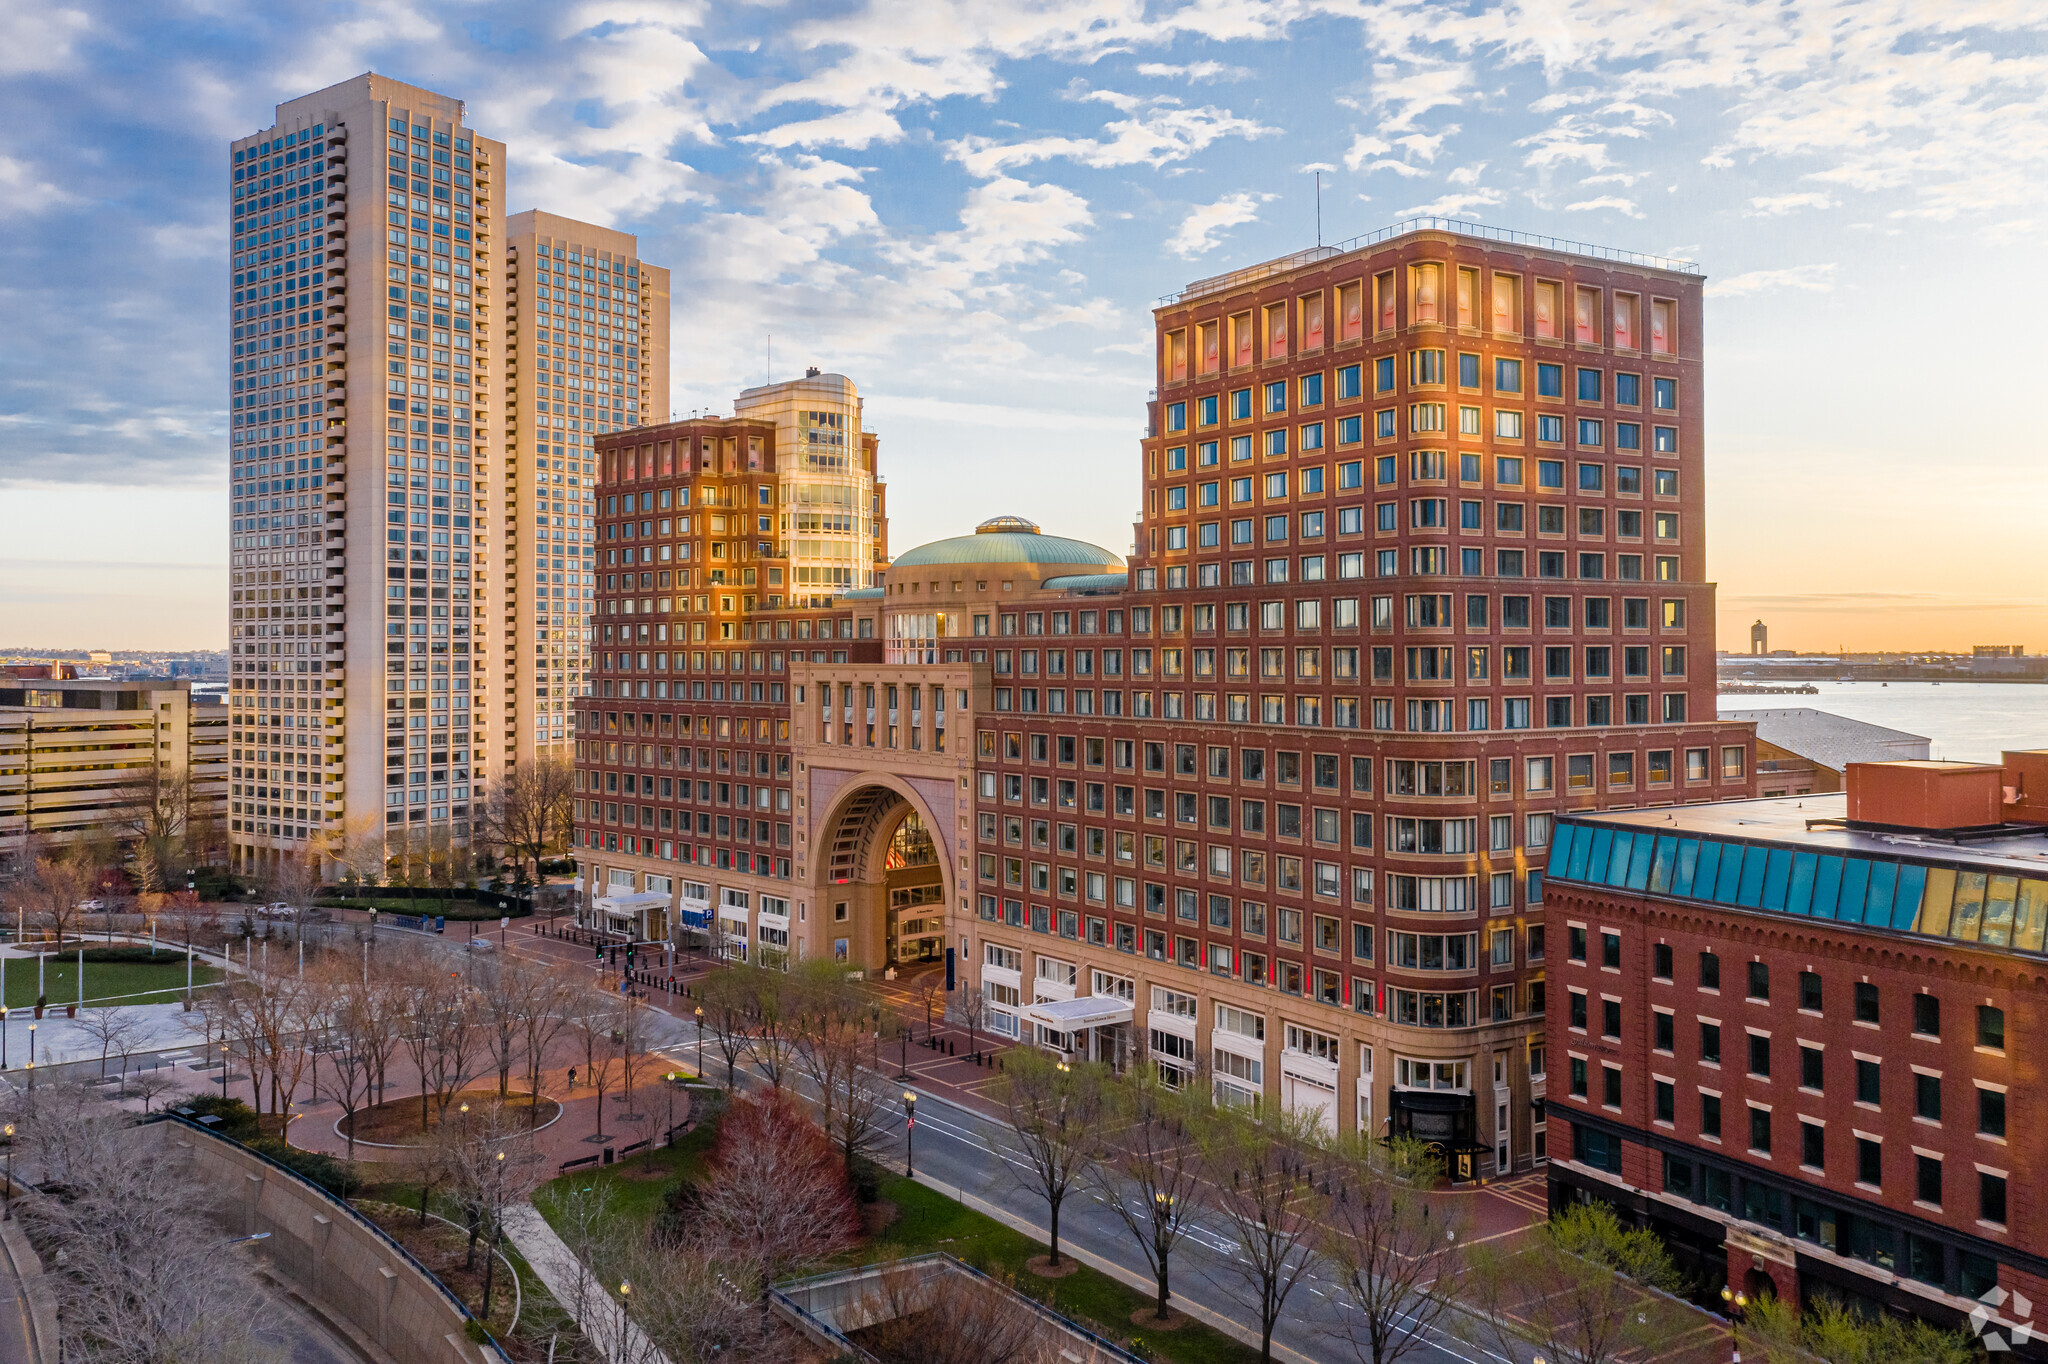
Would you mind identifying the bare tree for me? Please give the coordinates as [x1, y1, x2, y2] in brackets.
[790, 960, 891, 1176]
[475, 754, 576, 887]
[569, 989, 622, 1140]
[612, 998, 658, 1128]
[311, 957, 397, 1159]
[112, 759, 197, 893]
[516, 962, 578, 1127]
[693, 1090, 859, 1306]
[21, 854, 96, 950]
[128, 1063, 181, 1114]
[1321, 1136, 1465, 1364]
[77, 1006, 145, 1082]
[946, 984, 988, 1061]
[916, 977, 944, 1042]
[989, 1047, 1106, 1270]
[439, 1099, 549, 1319]
[9, 1081, 283, 1363]
[849, 1262, 1070, 1364]
[1205, 1108, 1328, 1364]
[741, 964, 797, 1090]
[396, 957, 485, 1130]
[321, 814, 385, 901]
[696, 966, 756, 1092]
[1084, 1071, 1210, 1323]
[260, 853, 322, 942]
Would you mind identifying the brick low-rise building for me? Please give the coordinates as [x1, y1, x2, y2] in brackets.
[576, 221, 1757, 1177]
[1545, 755, 2048, 1343]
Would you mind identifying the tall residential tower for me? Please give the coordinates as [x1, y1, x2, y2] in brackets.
[501, 210, 670, 759]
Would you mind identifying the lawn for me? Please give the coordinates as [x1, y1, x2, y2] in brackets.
[532, 1101, 723, 1230]
[318, 897, 529, 922]
[0, 956, 220, 1009]
[861, 1176, 1265, 1364]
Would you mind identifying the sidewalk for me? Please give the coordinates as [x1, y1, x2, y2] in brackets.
[499, 1202, 670, 1364]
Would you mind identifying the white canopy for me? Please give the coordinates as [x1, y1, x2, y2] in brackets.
[1020, 996, 1134, 1032]
[592, 891, 669, 914]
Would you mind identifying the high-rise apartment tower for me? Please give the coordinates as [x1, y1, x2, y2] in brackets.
[502, 210, 670, 758]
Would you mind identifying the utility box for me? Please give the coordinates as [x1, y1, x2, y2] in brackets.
[1846, 760, 2004, 831]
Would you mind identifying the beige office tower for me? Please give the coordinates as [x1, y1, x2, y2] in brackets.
[226, 75, 506, 875]
[731, 371, 881, 606]
[501, 211, 670, 757]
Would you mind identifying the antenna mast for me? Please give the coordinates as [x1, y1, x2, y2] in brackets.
[1315, 170, 1323, 247]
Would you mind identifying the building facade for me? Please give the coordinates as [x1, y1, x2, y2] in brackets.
[502, 210, 670, 758]
[0, 672, 227, 869]
[226, 76, 669, 877]
[575, 223, 1755, 1176]
[1544, 757, 2048, 1344]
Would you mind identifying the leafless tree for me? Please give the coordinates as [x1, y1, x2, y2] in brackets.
[989, 1047, 1106, 1270]
[8, 1081, 283, 1363]
[1084, 1071, 1211, 1323]
[312, 957, 397, 1159]
[790, 959, 891, 1176]
[439, 1098, 549, 1318]
[516, 962, 578, 1127]
[260, 853, 323, 942]
[20, 853, 96, 950]
[75, 1006, 144, 1082]
[612, 998, 658, 1128]
[396, 956, 485, 1130]
[915, 977, 945, 1042]
[848, 1261, 1067, 1364]
[1460, 1201, 1689, 1364]
[946, 983, 989, 1060]
[111, 760, 198, 893]
[740, 964, 797, 1090]
[696, 966, 756, 1092]
[321, 814, 385, 900]
[1320, 1136, 1465, 1364]
[475, 753, 576, 886]
[569, 988, 622, 1140]
[1204, 1108, 1329, 1364]
[128, 1063, 181, 1114]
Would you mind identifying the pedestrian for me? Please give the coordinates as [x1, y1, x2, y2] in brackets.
[567, 1066, 577, 1089]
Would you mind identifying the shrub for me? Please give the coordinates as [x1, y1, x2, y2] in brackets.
[247, 1138, 363, 1199]
[182, 1094, 261, 1142]
[78, 946, 188, 965]
[849, 1153, 887, 1205]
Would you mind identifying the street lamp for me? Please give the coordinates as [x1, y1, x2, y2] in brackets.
[220, 1042, 229, 1099]
[663, 1072, 678, 1147]
[3, 1123, 14, 1219]
[616, 1280, 631, 1355]
[2, 1006, 9, 1070]
[693, 1006, 704, 1078]
[903, 1090, 917, 1176]
[481, 1150, 507, 1319]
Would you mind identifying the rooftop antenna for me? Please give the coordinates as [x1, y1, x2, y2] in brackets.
[1315, 170, 1323, 247]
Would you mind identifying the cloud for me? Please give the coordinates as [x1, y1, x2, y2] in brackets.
[0, 155, 80, 215]
[1565, 195, 1641, 217]
[948, 101, 1278, 177]
[1166, 191, 1272, 258]
[1704, 263, 1839, 298]
[1396, 188, 1504, 219]
[1134, 61, 1252, 82]
[1748, 191, 1835, 216]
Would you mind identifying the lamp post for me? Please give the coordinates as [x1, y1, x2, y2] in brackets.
[220, 1042, 229, 1099]
[693, 1006, 704, 1078]
[663, 1072, 678, 1147]
[3, 1123, 14, 1219]
[2, 1006, 8, 1070]
[616, 1280, 631, 1357]
[903, 1090, 917, 1176]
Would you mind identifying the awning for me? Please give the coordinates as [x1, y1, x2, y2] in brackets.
[1021, 996, 1134, 1032]
[593, 892, 669, 915]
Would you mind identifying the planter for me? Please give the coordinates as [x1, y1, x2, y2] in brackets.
[65, 1005, 76, 1019]
[31, 1006, 42, 1021]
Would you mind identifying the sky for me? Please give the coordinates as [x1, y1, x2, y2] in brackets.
[3, 0, 2047, 654]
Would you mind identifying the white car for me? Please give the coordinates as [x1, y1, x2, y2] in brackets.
[77, 899, 106, 912]
[465, 936, 496, 951]
[257, 902, 297, 920]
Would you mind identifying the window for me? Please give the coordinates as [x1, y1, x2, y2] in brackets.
[1854, 982, 1879, 1024]
[1913, 993, 1939, 1037]
[1799, 971, 1822, 1012]
[1915, 1072, 1941, 1122]
[1748, 1034, 1770, 1078]
[1700, 1022, 1721, 1064]
[1916, 1154, 1942, 1207]
[1746, 961, 1769, 1001]
[1653, 943, 1672, 980]
[1701, 1092, 1722, 1139]
[1855, 1059, 1880, 1106]
[1698, 950, 1719, 991]
[1982, 1171, 2008, 1225]
[1655, 1079, 1675, 1123]
[1978, 1085, 2006, 1138]
[1749, 1106, 1771, 1155]
[1800, 1045, 1824, 1091]
[1978, 1004, 2005, 1050]
[1801, 1121, 1824, 1170]
[1856, 1137, 1882, 1188]
[1601, 931, 1620, 969]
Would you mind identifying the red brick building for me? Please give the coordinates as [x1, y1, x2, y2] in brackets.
[576, 222, 1755, 1175]
[1545, 757, 2048, 1344]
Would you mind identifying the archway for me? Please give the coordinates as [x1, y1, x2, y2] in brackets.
[811, 778, 953, 972]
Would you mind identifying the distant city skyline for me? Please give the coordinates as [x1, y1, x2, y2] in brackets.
[4, 1, 2046, 653]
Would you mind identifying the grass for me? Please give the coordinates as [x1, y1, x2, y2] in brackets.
[317, 896, 529, 921]
[1, 956, 221, 1009]
[859, 1176, 1264, 1364]
[532, 1105, 722, 1230]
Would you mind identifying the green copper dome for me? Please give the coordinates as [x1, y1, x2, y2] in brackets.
[892, 516, 1124, 570]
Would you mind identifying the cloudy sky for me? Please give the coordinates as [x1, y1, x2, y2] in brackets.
[3, 0, 2046, 652]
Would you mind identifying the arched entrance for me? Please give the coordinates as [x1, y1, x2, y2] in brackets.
[811, 779, 952, 972]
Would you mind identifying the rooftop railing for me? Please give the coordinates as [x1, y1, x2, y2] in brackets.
[1159, 217, 1703, 306]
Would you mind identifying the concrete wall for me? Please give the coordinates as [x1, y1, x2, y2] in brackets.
[132, 1119, 499, 1364]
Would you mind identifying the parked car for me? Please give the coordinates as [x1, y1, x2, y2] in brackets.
[256, 902, 297, 920]
[77, 899, 106, 912]
[465, 936, 496, 951]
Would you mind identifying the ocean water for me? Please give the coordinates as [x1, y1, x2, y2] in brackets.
[1719, 682, 2048, 765]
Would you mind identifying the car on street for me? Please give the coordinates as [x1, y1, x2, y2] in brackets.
[464, 936, 495, 951]
[77, 899, 106, 912]
[256, 902, 298, 920]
